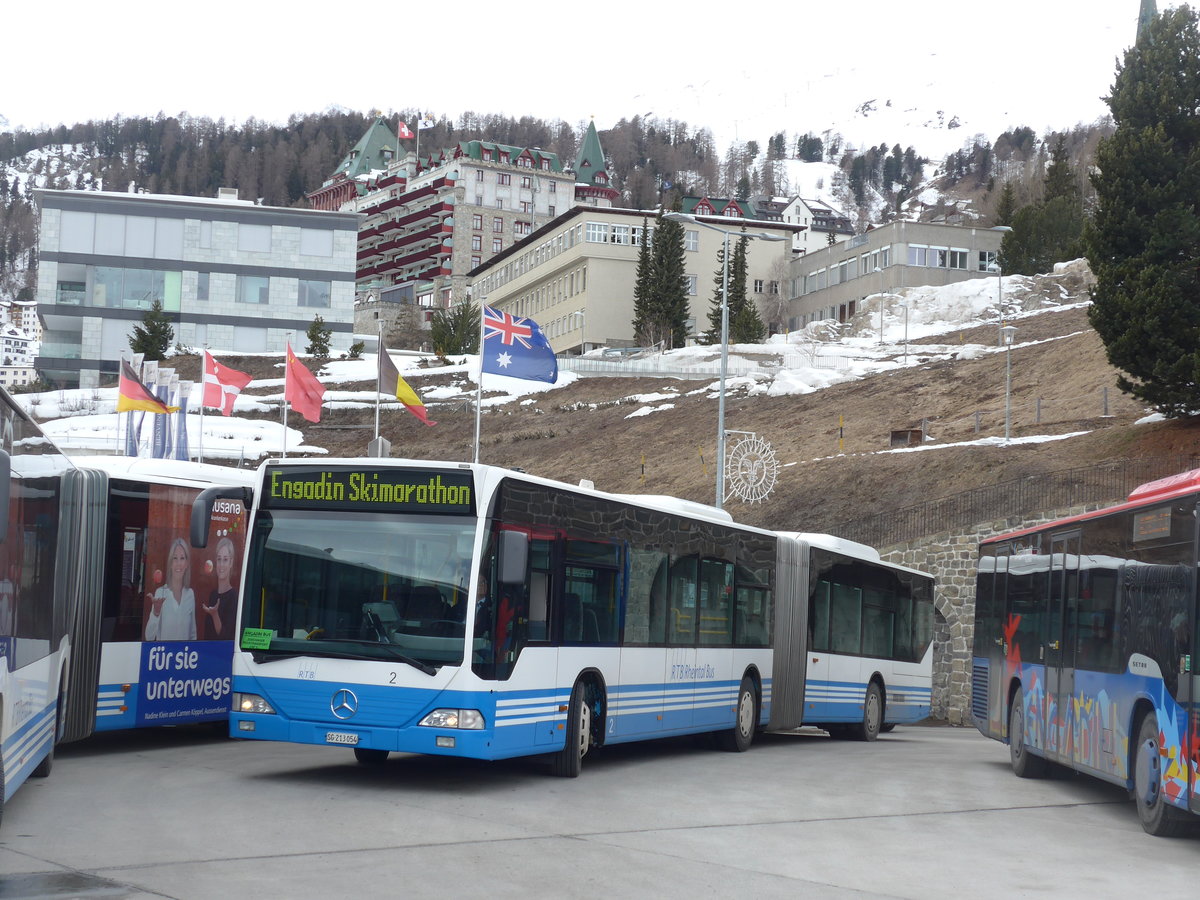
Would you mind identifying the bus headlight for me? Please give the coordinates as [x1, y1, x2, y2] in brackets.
[418, 708, 484, 729]
[234, 692, 276, 715]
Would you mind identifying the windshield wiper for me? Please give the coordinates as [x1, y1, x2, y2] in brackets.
[252, 639, 438, 676]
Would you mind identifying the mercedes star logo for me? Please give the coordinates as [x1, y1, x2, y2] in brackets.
[330, 688, 359, 719]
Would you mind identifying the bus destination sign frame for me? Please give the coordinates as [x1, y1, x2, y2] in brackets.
[264, 467, 475, 515]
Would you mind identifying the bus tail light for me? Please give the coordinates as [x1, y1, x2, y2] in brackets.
[419, 709, 484, 729]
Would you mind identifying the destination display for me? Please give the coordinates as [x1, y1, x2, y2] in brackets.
[263, 467, 475, 514]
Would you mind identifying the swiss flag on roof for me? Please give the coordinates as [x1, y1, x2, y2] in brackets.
[397, 121, 414, 140]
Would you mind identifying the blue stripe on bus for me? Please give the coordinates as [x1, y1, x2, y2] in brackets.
[93, 683, 138, 731]
[801, 678, 931, 725]
[233, 674, 774, 760]
[1, 701, 55, 801]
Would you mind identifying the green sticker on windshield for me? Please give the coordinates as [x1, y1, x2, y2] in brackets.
[241, 628, 273, 650]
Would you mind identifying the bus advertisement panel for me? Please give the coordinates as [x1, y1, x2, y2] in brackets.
[90, 462, 250, 730]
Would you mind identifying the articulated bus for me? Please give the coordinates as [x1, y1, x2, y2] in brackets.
[61, 457, 254, 737]
[196, 459, 934, 775]
[972, 467, 1200, 836]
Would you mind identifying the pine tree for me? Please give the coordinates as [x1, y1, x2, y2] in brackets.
[305, 314, 333, 359]
[631, 216, 657, 345]
[702, 239, 729, 344]
[993, 181, 1018, 226]
[128, 300, 174, 361]
[1085, 5, 1200, 415]
[649, 212, 690, 349]
[1001, 133, 1084, 275]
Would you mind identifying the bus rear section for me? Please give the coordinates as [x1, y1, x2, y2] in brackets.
[972, 468, 1200, 835]
[219, 461, 777, 775]
[777, 534, 934, 740]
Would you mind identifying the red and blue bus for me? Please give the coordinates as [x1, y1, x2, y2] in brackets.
[973, 467, 1200, 835]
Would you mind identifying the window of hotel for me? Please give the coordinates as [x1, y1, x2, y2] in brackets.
[60, 210, 95, 253]
[472, 214, 483, 229]
[197, 272, 210, 301]
[520, 201, 532, 214]
[472, 235, 482, 251]
[476, 170, 485, 182]
[237, 275, 270, 304]
[686, 275, 697, 295]
[521, 176, 531, 188]
[930, 248, 948, 268]
[499, 173, 511, 185]
[548, 205, 555, 216]
[493, 217, 503, 233]
[610, 225, 630, 245]
[238, 224, 271, 253]
[472, 255, 481, 268]
[754, 279, 764, 293]
[483, 149, 493, 161]
[770, 281, 779, 294]
[496, 199, 504, 209]
[299, 280, 331, 308]
[723, 206, 739, 217]
[684, 230, 699, 251]
[541, 160, 549, 170]
[300, 228, 333, 257]
[949, 248, 968, 270]
[493, 238, 503, 253]
[549, 182, 556, 193]
[585, 222, 609, 243]
[475, 194, 484, 205]
[908, 245, 928, 266]
[979, 250, 997, 270]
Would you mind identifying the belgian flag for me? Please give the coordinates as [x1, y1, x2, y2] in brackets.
[379, 346, 435, 426]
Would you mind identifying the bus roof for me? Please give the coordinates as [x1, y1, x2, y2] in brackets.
[982, 466, 1200, 547]
[71, 456, 256, 488]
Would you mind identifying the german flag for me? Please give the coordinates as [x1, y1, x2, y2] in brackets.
[117, 360, 177, 414]
[379, 345, 435, 426]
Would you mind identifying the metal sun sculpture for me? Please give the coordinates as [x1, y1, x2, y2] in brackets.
[725, 433, 779, 504]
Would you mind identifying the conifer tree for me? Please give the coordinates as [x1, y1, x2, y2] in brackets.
[1085, 5, 1200, 415]
[1001, 134, 1084, 275]
[649, 212, 690, 349]
[631, 216, 657, 345]
[128, 300, 174, 361]
[430, 301, 480, 356]
[305, 314, 333, 359]
[702, 239, 728, 344]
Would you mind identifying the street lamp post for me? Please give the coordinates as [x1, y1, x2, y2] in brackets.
[664, 212, 785, 509]
[573, 309, 587, 356]
[873, 266, 884, 343]
[988, 226, 1013, 346]
[1002, 324, 1017, 442]
[901, 300, 910, 365]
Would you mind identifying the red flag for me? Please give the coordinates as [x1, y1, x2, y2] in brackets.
[202, 351, 252, 416]
[285, 344, 325, 423]
[397, 121, 414, 140]
[117, 360, 175, 414]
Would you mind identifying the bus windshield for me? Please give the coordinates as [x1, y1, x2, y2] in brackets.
[242, 509, 477, 668]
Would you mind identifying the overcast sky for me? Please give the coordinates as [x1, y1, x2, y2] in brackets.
[2, 1, 1159, 157]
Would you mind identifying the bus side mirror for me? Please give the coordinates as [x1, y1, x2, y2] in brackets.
[0, 450, 10, 544]
[191, 485, 251, 549]
[497, 530, 528, 586]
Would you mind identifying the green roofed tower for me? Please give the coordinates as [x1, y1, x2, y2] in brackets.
[573, 119, 619, 207]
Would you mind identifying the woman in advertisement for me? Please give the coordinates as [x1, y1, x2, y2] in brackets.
[202, 536, 238, 641]
[144, 537, 197, 641]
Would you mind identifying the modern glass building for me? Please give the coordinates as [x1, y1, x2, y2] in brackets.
[35, 189, 359, 387]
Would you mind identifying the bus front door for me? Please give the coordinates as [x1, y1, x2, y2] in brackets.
[1045, 533, 1080, 764]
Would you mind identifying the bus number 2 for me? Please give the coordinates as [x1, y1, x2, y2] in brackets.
[389, 672, 397, 684]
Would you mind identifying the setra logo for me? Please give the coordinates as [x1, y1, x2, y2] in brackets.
[330, 688, 359, 719]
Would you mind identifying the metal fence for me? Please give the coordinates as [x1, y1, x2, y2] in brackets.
[831, 454, 1200, 549]
[557, 353, 846, 380]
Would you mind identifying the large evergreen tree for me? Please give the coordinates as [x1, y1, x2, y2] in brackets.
[631, 216, 656, 345]
[649, 213, 690, 349]
[128, 300, 174, 361]
[1085, 5, 1200, 416]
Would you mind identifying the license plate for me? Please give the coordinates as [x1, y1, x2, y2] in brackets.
[325, 731, 359, 745]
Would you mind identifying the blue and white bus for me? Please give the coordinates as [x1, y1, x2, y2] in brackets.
[62, 457, 254, 735]
[0, 389, 99, 824]
[973, 467, 1200, 835]
[199, 460, 933, 775]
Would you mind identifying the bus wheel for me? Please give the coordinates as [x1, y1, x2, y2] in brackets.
[354, 748, 389, 765]
[851, 683, 883, 742]
[1134, 711, 1186, 836]
[550, 681, 591, 778]
[716, 677, 756, 752]
[1008, 689, 1045, 778]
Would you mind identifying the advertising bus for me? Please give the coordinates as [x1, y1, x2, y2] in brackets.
[972, 467, 1200, 835]
[62, 458, 254, 736]
[194, 460, 933, 776]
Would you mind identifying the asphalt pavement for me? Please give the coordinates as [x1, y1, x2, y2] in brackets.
[1, 723, 1198, 898]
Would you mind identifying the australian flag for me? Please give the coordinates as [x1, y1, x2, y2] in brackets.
[481, 306, 558, 384]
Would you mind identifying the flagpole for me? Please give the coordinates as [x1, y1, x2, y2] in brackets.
[473, 298, 487, 464]
[375, 321, 383, 441]
[198, 345, 207, 464]
[282, 337, 291, 459]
